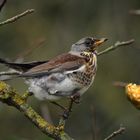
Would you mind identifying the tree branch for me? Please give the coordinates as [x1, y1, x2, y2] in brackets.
[129, 10, 140, 15]
[0, 9, 35, 26]
[0, 71, 19, 76]
[98, 39, 134, 56]
[104, 125, 125, 140]
[0, 81, 73, 140]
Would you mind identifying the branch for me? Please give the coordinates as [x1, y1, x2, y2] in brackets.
[0, 71, 19, 76]
[98, 39, 134, 56]
[0, 9, 35, 26]
[129, 10, 140, 15]
[0, 81, 73, 140]
[90, 105, 98, 140]
[0, 70, 20, 81]
[104, 125, 125, 140]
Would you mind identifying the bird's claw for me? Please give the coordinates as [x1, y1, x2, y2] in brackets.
[62, 109, 71, 119]
[70, 94, 81, 104]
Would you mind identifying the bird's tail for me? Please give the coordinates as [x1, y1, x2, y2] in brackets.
[0, 58, 21, 81]
[0, 58, 8, 64]
[0, 58, 48, 72]
[0, 58, 25, 72]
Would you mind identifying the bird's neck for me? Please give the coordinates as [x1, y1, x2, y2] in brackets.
[69, 50, 97, 57]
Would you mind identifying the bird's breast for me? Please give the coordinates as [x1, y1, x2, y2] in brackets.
[67, 53, 97, 87]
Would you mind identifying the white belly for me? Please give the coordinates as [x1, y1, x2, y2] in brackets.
[26, 75, 95, 101]
[26, 75, 82, 100]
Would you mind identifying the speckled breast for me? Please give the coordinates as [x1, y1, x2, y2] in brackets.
[68, 52, 97, 87]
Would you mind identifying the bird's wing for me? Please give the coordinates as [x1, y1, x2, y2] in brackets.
[20, 53, 86, 77]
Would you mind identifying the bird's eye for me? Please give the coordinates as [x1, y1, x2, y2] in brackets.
[85, 40, 93, 46]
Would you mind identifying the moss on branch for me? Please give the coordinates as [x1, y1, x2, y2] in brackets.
[0, 81, 73, 140]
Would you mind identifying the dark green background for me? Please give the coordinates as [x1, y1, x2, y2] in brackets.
[0, 0, 140, 140]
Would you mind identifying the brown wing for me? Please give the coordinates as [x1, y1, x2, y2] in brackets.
[21, 53, 86, 77]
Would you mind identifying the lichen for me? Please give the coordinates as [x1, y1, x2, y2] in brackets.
[60, 131, 74, 140]
[0, 80, 73, 140]
[0, 81, 9, 94]
[126, 83, 140, 109]
[13, 94, 25, 105]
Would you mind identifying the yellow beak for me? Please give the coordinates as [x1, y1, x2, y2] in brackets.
[94, 38, 108, 46]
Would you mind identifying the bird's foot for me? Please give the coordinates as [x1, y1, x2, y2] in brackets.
[50, 101, 67, 111]
[51, 94, 81, 120]
[70, 94, 81, 104]
[62, 108, 72, 119]
[50, 101, 71, 120]
[62, 94, 81, 119]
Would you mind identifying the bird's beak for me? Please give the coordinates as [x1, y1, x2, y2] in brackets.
[94, 38, 108, 46]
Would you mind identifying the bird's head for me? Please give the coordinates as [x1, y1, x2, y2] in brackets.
[70, 37, 107, 53]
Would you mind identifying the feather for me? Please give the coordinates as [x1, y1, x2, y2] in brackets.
[0, 58, 48, 72]
[20, 53, 86, 77]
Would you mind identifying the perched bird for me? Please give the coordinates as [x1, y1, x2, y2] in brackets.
[0, 37, 107, 101]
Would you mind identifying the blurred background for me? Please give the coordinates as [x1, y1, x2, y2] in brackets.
[0, 0, 140, 140]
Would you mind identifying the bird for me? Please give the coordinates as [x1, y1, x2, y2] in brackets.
[0, 37, 107, 101]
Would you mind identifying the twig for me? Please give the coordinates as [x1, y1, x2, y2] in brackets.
[98, 39, 134, 56]
[0, 70, 20, 81]
[51, 101, 67, 111]
[104, 125, 125, 140]
[0, 0, 7, 12]
[90, 105, 99, 140]
[0, 9, 35, 26]
[0, 81, 74, 140]
[129, 10, 140, 15]
[0, 71, 20, 76]
[113, 81, 128, 87]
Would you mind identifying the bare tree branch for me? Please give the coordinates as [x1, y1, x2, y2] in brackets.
[0, 0, 7, 12]
[0, 70, 20, 81]
[129, 10, 140, 15]
[113, 81, 128, 87]
[0, 71, 19, 76]
[0, 81, 74, 140]
[98, 39, 134, 56]
[90, 105, 99, 140]
[104, 125, 125, 140]
[0, 9, 35, 26]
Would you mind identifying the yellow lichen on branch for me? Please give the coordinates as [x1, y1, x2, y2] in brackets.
[125, 83, 140, 109]
[114, 81, 140, 110]
[0, 81, 73, 140]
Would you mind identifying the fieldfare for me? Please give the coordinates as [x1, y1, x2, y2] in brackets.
[0, 37, 107, 101]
